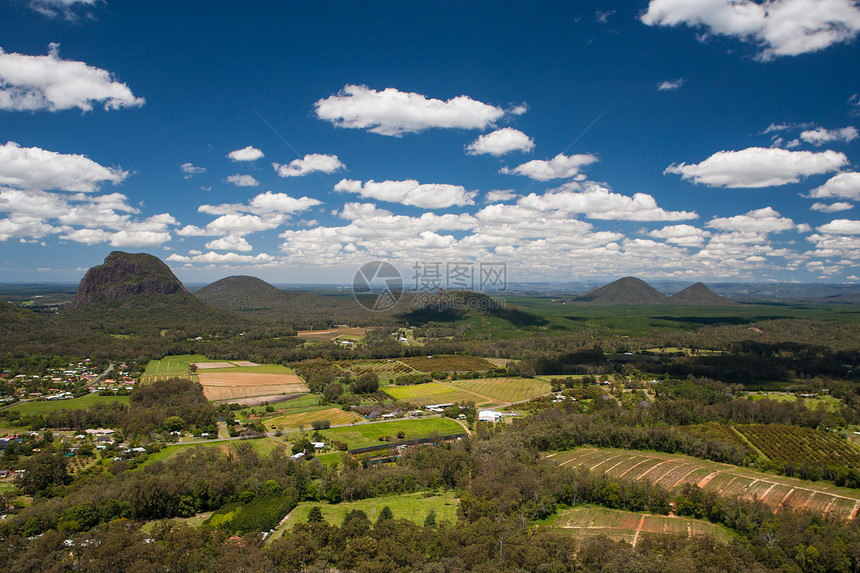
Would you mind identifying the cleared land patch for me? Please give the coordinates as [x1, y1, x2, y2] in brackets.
[6, 393, 129, 416]
[192, 362, 235, 370]
[384, 382, 485, 406]
[297, 327, 368, 340]
[311, 417, 464, 450]
[400, 355, 497, 372]
[197, 372, 308, 402]
[552, 447, 860, 520]
[543, 507, 733, 545]
[266, 407, 364, 430]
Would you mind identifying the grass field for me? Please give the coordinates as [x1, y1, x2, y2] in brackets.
[266, 407, 364, 430]
[199, 363, 297, 375]
[270, 490, 459, 542]
[138, 437, 288, 468]
[384, 382, 487, 406]
[400, 355, 497, 372]
[447, 378, 551, 404]
[141, 354, 206, 381]
[6, 393, 129, 416]
[746, 392, 842, 412]
[551, 447, 860, 520]
[308, 417, 465, 450]
[540, 506, 733, 545]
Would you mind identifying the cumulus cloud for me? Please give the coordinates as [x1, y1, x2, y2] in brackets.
[0, 44, 144, 112]
[809, 172, 860, 200]
[180, 163, 205, 178]
[226, 174, 259, 187]
[485, 189, 517, 203]
[811, 201, 853, 212]
[518, 182, 698, 221]
[227, 146, 264, 162]
[334, 179, 477, 209]
[665, 147, 847, 187]
[273, 153, 345, 177]
[817, 219, 860, 234]
[314, 84, 506, 136]
[205, 235, 253, 252]
[177, 191, 320, 239]
[466, 128, 535, 156]
[640, 0, 860, 59]
[167, 252, 276, 265]
[658, 78, 685, 90]
[0, 141, 127, 192]
[706, 206, 798, 232]
[800, 126, 859, 145]
[648, 224, 711, 246]
[501, 152, 599, 181]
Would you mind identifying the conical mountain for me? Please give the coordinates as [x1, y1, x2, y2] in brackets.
[669, 282, 737, 306]
[575, 277, 668, 304]
[63, 251, 241, 334]
[195, 275, 382, 328]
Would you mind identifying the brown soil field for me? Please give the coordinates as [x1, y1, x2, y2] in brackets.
[297, 327, 367, 340]
[193, 362, 235, 369]
[197, 372, 308, 401]
[552, 447, 860, 521]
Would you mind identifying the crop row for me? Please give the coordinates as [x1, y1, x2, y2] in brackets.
[735, 424, 860, 469]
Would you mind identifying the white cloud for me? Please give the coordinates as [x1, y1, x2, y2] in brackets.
[0, 44, 144, 112]
[334, 178, 476, 209]
[665, 147, 847, 187]
[800, 126, 858, 145]
[817, 219, 860, 234]
[485, 189, 517, 203]
[809, 172, 860, 200]
[227, 146, 264, 162]
[205, 235, 253, 252]
[518, 182, 698, 221]
[226, 174, 259, 187]
[501, 152, 599, 181]
[648, 224, 710, 246]
[27, 1, 96, 19]
[248, 191, 322, 214]
[167, 251, 275, 265]
[180, 163, 205, 178]
[314, 84, 506, 136]
[706, 206, 798, 232]
[596, 9, 617, 23]
[812, 201, 853, 212]
[658, 78, 685, 90]
[0, 141, 127, 192]
[273, 154, 345, 177]
[466, 128, 535, 156]
[641, 0, 860, 59]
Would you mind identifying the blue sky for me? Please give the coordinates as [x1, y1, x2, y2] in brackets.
[1, 0, 860, 285]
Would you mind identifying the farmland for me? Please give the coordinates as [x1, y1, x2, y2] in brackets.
[141, 354, 205, 381]
[447, 377, 550, 404]
[552, 447, 860, 520]
[297, 327, 368, 340]
[542, 506, 733, 545]
[309, 417, 465, 450]
[400, 355, 497, 372]
[383, 382, 484, 406]
[270, 490, 459, 542]
[734, 424, 860, 469]
[265, 407, 364, 431]
[5, 393, 129, 416]
[196, 372, 308, 402]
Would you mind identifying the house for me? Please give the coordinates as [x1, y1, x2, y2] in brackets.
[291, 452, 305, 461]
[478, 410, 502, 423]
[310, 441, 326, 450]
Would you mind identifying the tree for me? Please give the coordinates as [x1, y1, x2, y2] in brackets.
[349, 372, 379, 394]
[17, 450, 70, 496]
[377, 506, 393, 524]
[308, 506, 323, 523]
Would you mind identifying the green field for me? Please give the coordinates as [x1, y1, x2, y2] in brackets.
[746, 391, 841, 412]
[270, 490, 459, 542]
[384, 382, 484, 406]
[6, 393, 129, 416]
[201, 363, 296, 375]
[142, 354, 207, 381]
[265, 407, 364, 430]
[400, 355, 497, 372]
[540, 506, 733, 545]
[308, 417, 465, 450]
[448, 377, 551, 404]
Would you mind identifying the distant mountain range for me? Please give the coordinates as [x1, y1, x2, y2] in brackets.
[573, 277, 736, 306]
